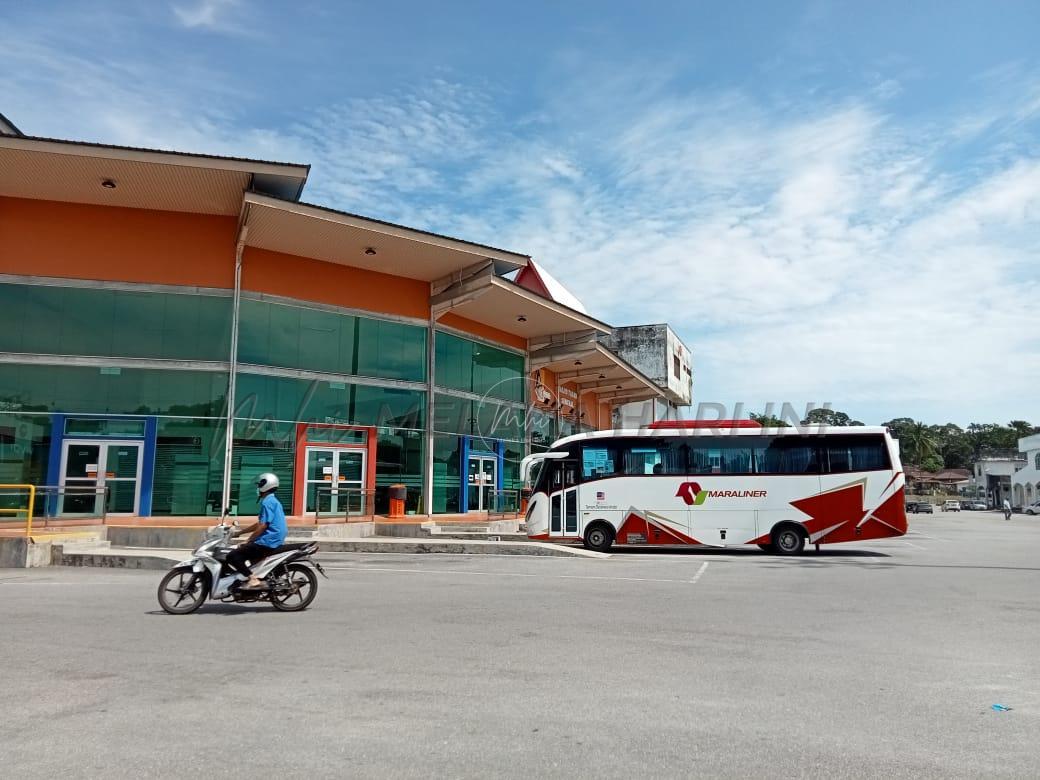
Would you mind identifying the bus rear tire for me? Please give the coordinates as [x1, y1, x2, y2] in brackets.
[583, 523, 614, 553]
[772, 524, 806, 555]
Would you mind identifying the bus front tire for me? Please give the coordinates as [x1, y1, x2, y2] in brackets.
[771, 524, 806, 555]
[583, 523, 615, 553]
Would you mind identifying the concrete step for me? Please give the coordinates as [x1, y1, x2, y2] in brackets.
[53, 544, 183, 570]
[425, 532, 530, 542]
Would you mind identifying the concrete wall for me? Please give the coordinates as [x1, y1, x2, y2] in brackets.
[600, 324, 693, 406]
[0, 537, 53, 568]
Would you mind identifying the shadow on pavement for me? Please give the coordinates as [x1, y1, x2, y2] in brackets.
[144, 604, 287, 617]
[609, 547, 889, 558]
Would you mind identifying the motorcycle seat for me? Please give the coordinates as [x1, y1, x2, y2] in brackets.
[272, 542, 316, 553]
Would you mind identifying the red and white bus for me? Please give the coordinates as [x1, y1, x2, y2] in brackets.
[520, 421, 907, 554]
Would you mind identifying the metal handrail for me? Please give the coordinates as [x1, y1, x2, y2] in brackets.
[487, 489, 520, 519]
[34, 485, 110, 521]
[0, 484, 36, 536]
[313, 486, 377, 521]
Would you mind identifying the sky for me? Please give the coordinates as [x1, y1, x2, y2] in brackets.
[1, 0, 1039, 427]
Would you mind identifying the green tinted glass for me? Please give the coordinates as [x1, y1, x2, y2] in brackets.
[432, 433, 462, 513]
[0, 364, 228, 417]
[238, 299, 426, 382]
[0, 283, 231, 361]
[434, 332, 524, 402]
[151, 417, 225, 517]
[0, 414, 51, 516]
[433, 392, 524, 442]
[235, 373, 425, 429]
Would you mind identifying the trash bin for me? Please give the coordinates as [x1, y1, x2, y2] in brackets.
[388, 484, 406, 518]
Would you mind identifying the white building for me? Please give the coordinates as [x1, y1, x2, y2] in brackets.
[1011, 433, 1040, 509]
[970, 456, 1025, 508]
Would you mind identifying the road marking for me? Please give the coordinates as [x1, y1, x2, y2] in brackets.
[321, 565, 690, 584]
[902, 540, 926, 550]
[689, 561, 710, 584]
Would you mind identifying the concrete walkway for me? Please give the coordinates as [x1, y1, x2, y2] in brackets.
[51, 536, 608, 569]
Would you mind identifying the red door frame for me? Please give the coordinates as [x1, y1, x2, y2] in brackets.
[292, 423, 377, 517]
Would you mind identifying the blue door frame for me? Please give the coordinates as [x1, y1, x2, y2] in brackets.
[45, 413, 157, 517]
[458, 436, 505, 513]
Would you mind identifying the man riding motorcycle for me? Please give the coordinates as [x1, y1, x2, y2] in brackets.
[226, 472, 287, 590]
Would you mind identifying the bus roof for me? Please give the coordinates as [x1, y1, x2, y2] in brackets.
[553, 425, 891, 449]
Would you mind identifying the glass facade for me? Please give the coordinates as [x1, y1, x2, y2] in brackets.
[239, 298, 426, 382]
[0, 279, 557, 517]
[0, 283, 231, 361]
[435, 331, 524, 403]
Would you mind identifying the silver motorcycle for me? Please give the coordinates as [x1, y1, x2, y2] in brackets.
[157, 523, 327, 615]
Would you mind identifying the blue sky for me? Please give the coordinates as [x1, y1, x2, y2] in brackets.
[2, 1, 1039, 427]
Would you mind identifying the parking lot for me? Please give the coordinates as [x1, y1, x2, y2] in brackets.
[2, 511, 1038, 778]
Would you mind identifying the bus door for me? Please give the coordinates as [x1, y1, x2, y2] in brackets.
[548, 459, 580, 538]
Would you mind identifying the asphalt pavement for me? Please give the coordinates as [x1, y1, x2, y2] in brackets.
[1, 510, 1038, 778]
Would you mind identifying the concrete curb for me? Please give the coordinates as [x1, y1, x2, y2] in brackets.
[310, 537, 609, 558]
[53, 545, 183, 570]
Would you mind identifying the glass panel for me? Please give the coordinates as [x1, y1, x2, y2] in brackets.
[0, 364, 227, 417]
[237, 298, 426, 381]
[0, 283, 230, 360]
[106, 480, 137, 514]
[62, 490, 100, 516]
[550, 493, 561, 533]
[619, 439, 687, 475]
[236, 373, 425, 430]
[582, 446, 617, 479]
[823, 435, 889, 473]
[564, 490, 578, 533]
[65, 444, 100, 479]
[0, 414, 51, 517]
[151, 417, 224, 517]
[689, 440, 754, 475]
[307, 449, 335, 482]
[435, 332, 524, 403]
[432, 434, 461, 514]
[305, 426, 366, 445]
[65, 418, 146, 437]
[338, 451, 364, 482]
[467, 457, 481, 510]
[105, 444, 139, 479]
[755, 438, 821, 474]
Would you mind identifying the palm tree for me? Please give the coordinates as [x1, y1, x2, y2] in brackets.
[902, 421, 939, 468]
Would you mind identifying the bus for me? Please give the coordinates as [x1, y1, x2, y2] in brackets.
[520, 421, 907, 554]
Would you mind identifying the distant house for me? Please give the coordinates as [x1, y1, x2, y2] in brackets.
[906, 467, 971, 494]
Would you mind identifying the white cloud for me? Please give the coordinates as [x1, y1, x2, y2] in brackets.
[171, 0, 246, 33]
[1, 13, 1038, 424]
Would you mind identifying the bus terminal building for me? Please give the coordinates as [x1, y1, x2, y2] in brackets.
[0, 116, 692, 520]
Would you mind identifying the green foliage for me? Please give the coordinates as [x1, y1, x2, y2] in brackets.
[880, 418, 1036, 470]
[749, 412, 789, 428]
[800, 408, 864, 426]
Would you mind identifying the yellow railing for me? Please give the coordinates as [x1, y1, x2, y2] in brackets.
[0, 484, 37, 536]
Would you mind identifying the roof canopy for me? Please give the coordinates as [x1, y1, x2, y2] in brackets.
[242, 193, 529, 282]
[529, 337, 667, 404]
[0, 135, 308, 215]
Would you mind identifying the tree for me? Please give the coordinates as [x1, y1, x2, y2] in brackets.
[881, 417, 916, 443]
[750, 412, 789, 428]
[801, 408, 863, 426]
[928, 423, 971, 470]
[900, 421, 939, 468]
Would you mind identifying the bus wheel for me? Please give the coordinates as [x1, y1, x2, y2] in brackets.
[583, 523, 615, 552]
[772, 524, 806, 555]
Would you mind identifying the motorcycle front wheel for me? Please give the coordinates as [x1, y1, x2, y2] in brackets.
[270, 563, 318, 612]
[157, 568, 207, 615]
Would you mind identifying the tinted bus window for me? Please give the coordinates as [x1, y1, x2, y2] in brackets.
[824, 435, 890, 473]
[580, 439, 687, 479]
[755, 438, 821, 474]
[689, 440, 755, 475]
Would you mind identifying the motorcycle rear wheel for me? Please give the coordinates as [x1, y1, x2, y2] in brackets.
[270, 563, 318, 612]
[157, 569, 207, 615]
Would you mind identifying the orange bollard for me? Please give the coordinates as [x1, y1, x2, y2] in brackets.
[388, 484, 406, 518]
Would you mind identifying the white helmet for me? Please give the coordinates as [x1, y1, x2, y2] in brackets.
[256, 472, 280, 497]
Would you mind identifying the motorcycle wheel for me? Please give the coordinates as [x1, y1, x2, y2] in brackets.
[157, 568, 207, 615]
[269, 563, 318, 612]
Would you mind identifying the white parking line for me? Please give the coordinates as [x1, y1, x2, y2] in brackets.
[321, 565, 690, 584]
[901, 540, 927, 550]
[689, 561, 710, 584]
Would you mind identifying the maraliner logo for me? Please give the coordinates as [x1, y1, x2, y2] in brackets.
[675, 482, 767, 506]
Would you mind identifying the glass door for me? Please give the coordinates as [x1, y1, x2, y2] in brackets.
[304, 447, 366, 517]
[466, 455, 497, 512]
[548, 460, 579, 536]
[60, 440, 142, 517]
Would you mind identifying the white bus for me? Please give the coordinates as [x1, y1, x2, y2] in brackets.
[520, 421, 907, 554]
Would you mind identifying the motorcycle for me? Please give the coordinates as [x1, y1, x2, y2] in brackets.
[157, 523, 327, 615]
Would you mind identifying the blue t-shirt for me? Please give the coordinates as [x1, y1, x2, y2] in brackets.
[255, 492, 287, 549]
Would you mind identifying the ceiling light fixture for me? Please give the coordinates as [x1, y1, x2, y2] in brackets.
[364, 247, 377, 255]
[574, 360, 582, 366]
[101, 179, 116, 189]
[598, 374, 605, 380]
[517, 315, 527, 322]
